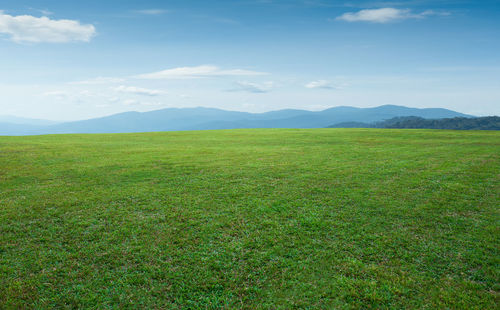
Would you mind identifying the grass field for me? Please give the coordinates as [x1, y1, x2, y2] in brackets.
[0, 129, 499, 309]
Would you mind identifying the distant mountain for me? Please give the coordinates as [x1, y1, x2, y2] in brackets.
[0, 105, 473, 135]
[328, 116, 500, 130]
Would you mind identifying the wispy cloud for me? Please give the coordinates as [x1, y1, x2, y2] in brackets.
[305, 80, 343, 89]
[341, 1, 454, 9]
[134, 9, 169, 15]
[335, 7, 449, 23]
[40, 9, 54, 16]
[0, 11, 96, 43]
[420, 10, 451, 17]
[135, 65, 268, 79]
[231, 81, 275, 93]
[113, 85, 166, 96]
[43, 89, 102, 104]
[26, 7, 54, 16]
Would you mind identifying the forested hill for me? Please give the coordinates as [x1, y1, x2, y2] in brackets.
[329, 116, 500, 130]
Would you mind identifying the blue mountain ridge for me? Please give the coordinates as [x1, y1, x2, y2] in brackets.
[0, 105, 472, 135]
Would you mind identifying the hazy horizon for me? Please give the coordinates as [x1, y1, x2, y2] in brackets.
[1, 0, 500, 120]
[0, 103, 480, 123]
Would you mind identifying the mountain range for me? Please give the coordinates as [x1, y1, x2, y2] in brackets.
[0, 105, 473, 135]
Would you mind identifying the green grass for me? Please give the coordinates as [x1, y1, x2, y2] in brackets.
[0, 129, 499, 309]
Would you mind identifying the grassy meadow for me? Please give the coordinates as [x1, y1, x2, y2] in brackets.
[0, 129, 499, 309]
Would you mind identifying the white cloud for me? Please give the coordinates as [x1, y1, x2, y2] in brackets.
[0, 11, 96, 43]
[135, 9, 169, 15]
[135, 65, 268, 79]
[335, 8, 445, 23]
[305, 80, 342, 89]
[232, 81, 275, 93]
[114, 85, 166, 96]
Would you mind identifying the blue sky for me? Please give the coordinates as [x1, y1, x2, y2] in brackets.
[1, 0, 499, 120]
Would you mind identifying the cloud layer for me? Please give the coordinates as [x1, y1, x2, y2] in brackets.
[336, 8, 447, 23]
[135, 65, 267, 79]
[0, 11, 96, 43]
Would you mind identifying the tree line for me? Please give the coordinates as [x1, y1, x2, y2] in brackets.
[329, 116, 500, 130]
